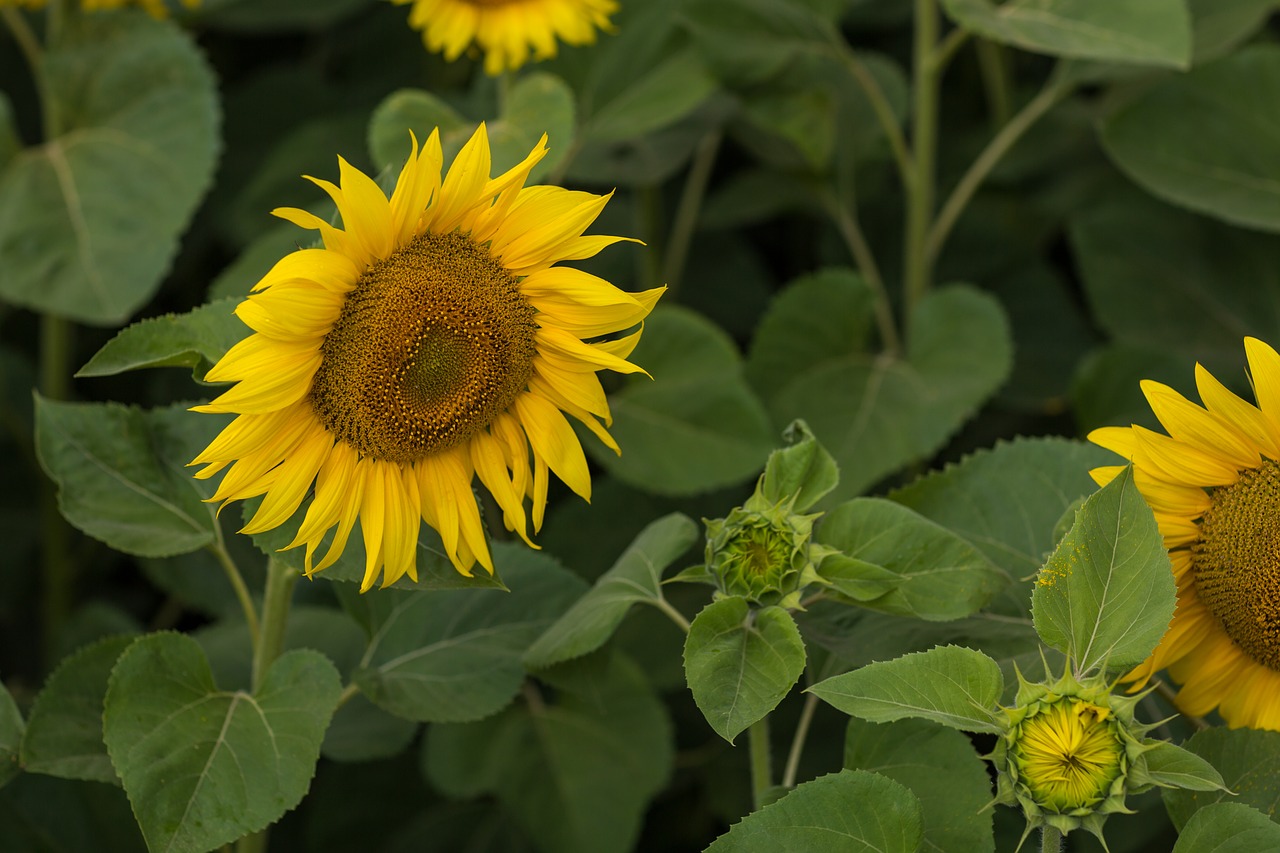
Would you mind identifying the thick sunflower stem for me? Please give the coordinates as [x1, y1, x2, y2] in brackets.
[39, 313, 74, 666]
[747, 716, 773, 811]
[902, 0, 941, 325]
[251, 557, 299, 693]
[1040, 826, 1063, 853]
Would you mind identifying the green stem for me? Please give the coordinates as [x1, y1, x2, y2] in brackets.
[251, 557, 298, 693]
[824, 191, 900, 355]
[747, 717, 772, 810]
[653, 596, 691, 634]
[1, 8, 42, 72]
[637, 184, 664, 289]
[976, 39, 1013, 129]
[207, 523, 260, 647]
[781, 693, 819, 789]
[1153, 679, 1209, 731]
[661, 129, 721, 295]
[39, 314, 73, 665]
[933, 26, 971, 74]
[835, 45, 914, 191]
[903, 0, 941, 322]
[927, 71, 1071, 262]
[1041, 826, 1063, 853]
[335, 682, 360, 711]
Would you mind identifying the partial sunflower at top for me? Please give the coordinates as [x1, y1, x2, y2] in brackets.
[1089, 338, 1280, 731]
[392, 0, 617, 75]
[192, 124, 663, 591]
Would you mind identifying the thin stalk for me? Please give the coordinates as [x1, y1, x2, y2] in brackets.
[902, 0, 941, 321]
[335, 682, 360, 711]
[781, 693, 820, 789]
[250, 557, 298, 693]
[834, 45, 914, 191]
[1041, 826, 1063, 853]
[933, 26, 971, 75]
[747, 717, 772, 810]
[39, 314, 73, 664]
[825, 191, 900, 355]
[927, 72, 1070, 262]
[976, 39, 1013, 129]
[1, 7, 42, 71]
[653, 596, 691, 634]
[207, 525, 260, 647]
[662, 129, 721, 295]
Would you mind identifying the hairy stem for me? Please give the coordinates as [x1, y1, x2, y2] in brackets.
[1041, 826, 1063, 853]
[251, 557, 298, 693]
[835, 46, 914, 191]
[748, 716, 773, 810]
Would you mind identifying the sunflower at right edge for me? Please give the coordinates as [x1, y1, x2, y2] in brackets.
[1089, 337, 1280, 730]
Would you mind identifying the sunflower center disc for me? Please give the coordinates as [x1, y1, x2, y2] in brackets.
[1192, 458, 1280, 670]
[309, 231, 537, 464]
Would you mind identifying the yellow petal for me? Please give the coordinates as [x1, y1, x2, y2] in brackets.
[253, 248, 359, 294]
[429, 123, 492, 233]
[312, 452, 368, 576]
[235, 281, 343, 341]
[515, 392, 591, 500]
[389, 130, 444, 245]
[359, 460, 388, 592]
[379, 464, 421, 588]
[1246, 336, 1280, 425]
[240, 422, 332, 535]
[1132, 426, 1242, 487]
[535, 325, 649, 376]
[1195, 362, 1280, 459]
[1141, 379, 1259, 469]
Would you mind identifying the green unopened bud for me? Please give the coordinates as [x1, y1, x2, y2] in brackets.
[992, 669, 1162, 847]
[704, 502, 817, 606]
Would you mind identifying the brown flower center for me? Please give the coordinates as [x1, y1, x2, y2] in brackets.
[309, 231, 537, 464]
[1192, 458, 1280, 670]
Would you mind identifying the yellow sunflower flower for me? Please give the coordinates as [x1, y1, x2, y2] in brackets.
[192, 124, 663, 591]
[1010, 699, 1124, 813]
[392, 0, 617, 75]
[1089, 337, 1280, 730]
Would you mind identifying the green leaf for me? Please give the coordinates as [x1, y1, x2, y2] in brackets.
[77, 298, 246, 381]
[891, 437, 1120, 617]
[1032, 466, 1176, 673]
[1102, 46, 1280, 231]
[523, 513, 698, 668]
[751, 283, 1012, 502]
[367, 89, 466, 174]
[0, 681, 21, 790]
[680, 0, 840, 85]
[1190, 0, 1279, 63]
[683, 599, 806, 743]
[35, 398, 227, 558]
[424, 654, 672, 853]
[817, 498, 1006, 620]
[588, 305, 775, 496]
[103, 633, 342, 853]
[705, 769, 923, 853]
[1172, 802, 1280, 852]
[0, 10, 219, 325]
[844, 718, 994, 853]
[583, 50, 716, 142]
[759, 420, 839, 511]
[1139, 741, 1228, 792]
[322, 693, 417, 763]
[1070, 191, 1280, 372]
[814, 553, 904, 602]
[20, 636, 134, 785]
[809, 645, 1005, 733]
[940, 0, 1191, 68]
[350, 546, 585, 722]
[1164, 727, 1280, 830]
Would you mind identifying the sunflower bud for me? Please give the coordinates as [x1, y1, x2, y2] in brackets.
[704, 501, 818, 606]
[992, 669, 1164, 845]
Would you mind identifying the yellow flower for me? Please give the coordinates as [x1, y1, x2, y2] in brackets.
[391, 0, 617, 75]
[1090, 337, 1280, 730]
[192, 124, 663, 590]
[1010, 699, 1124, 813]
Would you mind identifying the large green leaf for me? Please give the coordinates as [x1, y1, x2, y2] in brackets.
[1070, 191, 1280, 373]
[1140, 741, 1227, 792]
[817, 498, 1006, 620]
[1190, 0, 1280, 63]
[683, 599, 806, 743]
[809, 645, 1005, 733]
[583, 49, 716, 142]
[1164, 728, 1280, 830]
[705, 769, 923, 853]
[0, 681, 21, 790]
[844, 718, 994, 853]
[1103, 46, 1280, 231]
[1032, 466, 1176, 674]
[0, 9, 218, 325]
[35, 398, 228, 558]
[680, 0, 840, 84]
[77, 298, 246, 382]
[524, 513, 698, 668]
[103, 633, 342, 853]
[20, 636, 134, 786]
[588, 305, 775, 496]
[424, 654, 672, 853]
[750, 282, 1011, 502]
[349, 546, 585, 723]
[941, 0, 1191, 68]
[1172, 802, 1280, 852]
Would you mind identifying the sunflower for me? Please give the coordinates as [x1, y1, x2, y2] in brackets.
[392, 0, 617, 75]
[192, 124, 663, 591]
[1089, 337, 1280, 730]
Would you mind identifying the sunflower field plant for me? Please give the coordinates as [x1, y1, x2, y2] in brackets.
[5, 1, 1280, 852]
